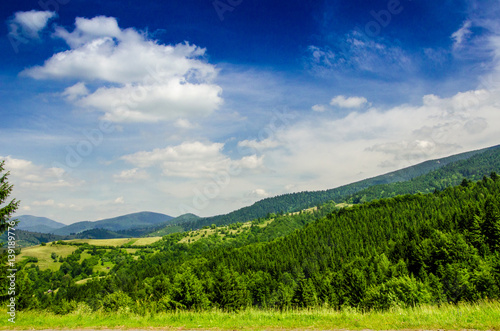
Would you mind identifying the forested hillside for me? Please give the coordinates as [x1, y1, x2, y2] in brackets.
[154, 145, 500, 235]
[12, 173, 500, 313]
[347, 145, 500, 203]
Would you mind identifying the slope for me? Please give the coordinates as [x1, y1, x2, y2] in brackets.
[157, 144, 499, 234]
[347, 144, 500, 203]
[43, 174, 500, 312]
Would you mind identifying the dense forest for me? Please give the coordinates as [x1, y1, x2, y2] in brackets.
[7, 173, 500, 313]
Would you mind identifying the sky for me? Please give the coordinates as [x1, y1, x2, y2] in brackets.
[1, 0, 500, 224]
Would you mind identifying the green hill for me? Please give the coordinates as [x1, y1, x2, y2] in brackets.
[20, 174, 500, 313]
[155, 144, 500, 234]
[346, 144, 500, 203]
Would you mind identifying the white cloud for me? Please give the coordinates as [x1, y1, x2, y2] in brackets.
[1, 155, 81, 190]
[8, 10, 56, 40]
[236, 155, 264, 170]
[175, 118, 196, 129]
[249, 188, 269, 199]
[62, 82, 89, 101]
[53, 16, 122, 48]
[113, 168, 149, 182]
[114, 197, 125, 204]
[33, 199, 55, 206]
[330, 95, 368, 109]
[452, 20, 472, 49]
[79, 79, 222, 123]
[122, 141, 227, 178]
[21, 16, 223, 123]
[312, 104, 326, 112]
[122, 141, 264, 179]
[237, 138, 281, 151]
[252, 86, 500, 194]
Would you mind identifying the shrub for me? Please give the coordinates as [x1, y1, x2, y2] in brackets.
[102, 291, 133, 312]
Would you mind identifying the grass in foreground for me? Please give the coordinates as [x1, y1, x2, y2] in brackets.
[2, 300, 500, 330]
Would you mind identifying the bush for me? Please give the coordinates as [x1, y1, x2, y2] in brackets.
[102, 291, 133, 312]
[51, 299, 77, 315]
[362, 276, 432, 310]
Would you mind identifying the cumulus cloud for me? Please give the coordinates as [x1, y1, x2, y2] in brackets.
[21, 16, 223, 123]
[1, 155, 82, 190]
[330, 95, 368, 109]
[121, 141, 263, 179]
[8, 10, 56, 40]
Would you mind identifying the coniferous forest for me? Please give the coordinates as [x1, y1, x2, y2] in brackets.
[6, 173, 500, 314]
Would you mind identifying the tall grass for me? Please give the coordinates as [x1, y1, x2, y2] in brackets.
[1, 300, 500, 330]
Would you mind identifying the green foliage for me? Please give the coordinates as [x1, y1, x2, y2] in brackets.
[0, 160, 20, 234]
[6, 165, 500, 314]
[102, 291, 133, 312]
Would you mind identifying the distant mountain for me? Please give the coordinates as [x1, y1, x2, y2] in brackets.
[52, 211, 174, 236]
[164, 144, 500, 232]
[13, 215, 66, 234]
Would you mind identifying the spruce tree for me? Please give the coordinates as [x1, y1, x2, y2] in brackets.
[0, 160, 20, 234]
[483, 199, 500, 251]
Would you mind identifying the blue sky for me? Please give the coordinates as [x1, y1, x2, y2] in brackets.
[1, 0, 500, 224]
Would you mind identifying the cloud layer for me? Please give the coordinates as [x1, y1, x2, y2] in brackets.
[22, 16, 223, 123]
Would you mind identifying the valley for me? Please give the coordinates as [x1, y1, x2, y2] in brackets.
[2, 145, 500, 330]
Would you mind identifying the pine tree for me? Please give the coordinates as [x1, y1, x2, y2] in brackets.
[0, 160, 20, 234]
[482, 199, 500, 251]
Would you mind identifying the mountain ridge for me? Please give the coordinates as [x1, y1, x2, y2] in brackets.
[161, 144, 500, 233]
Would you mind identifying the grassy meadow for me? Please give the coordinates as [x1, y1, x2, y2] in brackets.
[64, 236, 162, 247]
[2, 300, 500, 330]
[16, 237, 162, 272]
[18, 244, 79, 271]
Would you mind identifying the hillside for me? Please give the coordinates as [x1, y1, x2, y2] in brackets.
[16, 174, 500, 313]
[346, 145, 500, 203]
[0, 230, 68, 248]
[52, 211, 174, 235]
[153, 144, 500, 235]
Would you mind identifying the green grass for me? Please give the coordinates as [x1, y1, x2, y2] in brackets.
[2, 301, 500, 330]
[147, 225, 184, 237]
[64, 238, 134, 246]
[64, 237, 162, 247]
[132, 237, 162, 246]
[18, 244, 79, 271]
[94, 261, 114, 273]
